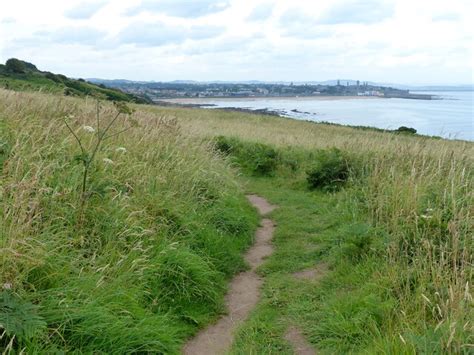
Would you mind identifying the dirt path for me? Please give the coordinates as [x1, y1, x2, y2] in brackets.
[284, 326, 317, 355]
[182, 195, 277, 355]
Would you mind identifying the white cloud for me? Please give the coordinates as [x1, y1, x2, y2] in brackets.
[127, 0, 231, 18]
[65, 1, 107, 20]
[0, 0, 472, 84]
[117, 22, 223, 47]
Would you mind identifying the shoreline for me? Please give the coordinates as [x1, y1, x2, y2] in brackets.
[157, 95, 381, 105]
[154, 99, 462, 142]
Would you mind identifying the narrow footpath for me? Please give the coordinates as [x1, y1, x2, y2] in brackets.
[182, 195, 276, 355]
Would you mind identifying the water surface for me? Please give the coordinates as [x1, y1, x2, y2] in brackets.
[200, 91, 473, 140]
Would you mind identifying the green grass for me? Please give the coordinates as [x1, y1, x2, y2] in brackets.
[1, 88, 472, 353]
[223, 138, 472, 354]
[0, 90, 258, 353]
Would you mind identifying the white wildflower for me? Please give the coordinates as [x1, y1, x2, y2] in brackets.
[83, 125, 95, 133]
[421, 214, 433, 220]
[103, 158, 114, 165]
[116, 147, 127, 153]
[3, 283, 12, 290]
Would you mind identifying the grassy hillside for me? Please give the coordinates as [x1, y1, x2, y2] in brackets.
[0, 59, 150, 104]
[1, 89, 472, 353]
[0, 89, 257, 353]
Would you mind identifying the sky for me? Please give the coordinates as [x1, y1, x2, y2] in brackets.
[0, 0, 472, 84]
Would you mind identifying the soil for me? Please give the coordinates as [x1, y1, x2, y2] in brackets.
[284, 326, 317, 355]
[182, 195, 276, 355]
[293, 263, 329, 282]
[246, 194, 277, 215]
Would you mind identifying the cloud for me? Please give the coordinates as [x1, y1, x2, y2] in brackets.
[247, 3, 274, 22]
[184, 36, 254, 55]
[128, 0, 230, 18]
[318, 0, 394, 24]
[64, 1, 107, 20]
[279, 9, 332, 39]
[1, 17, 16, 24]
[117, 22, 223, 47]
[432, 13, 461, 22]
[36, 26, 106, 45]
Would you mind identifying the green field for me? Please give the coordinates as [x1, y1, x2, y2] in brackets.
[1, 89, 472, 353]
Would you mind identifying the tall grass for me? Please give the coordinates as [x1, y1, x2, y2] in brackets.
[1, 89, 472, 352]
[0, 89, 257, 352]
[159, 105, 472, 352]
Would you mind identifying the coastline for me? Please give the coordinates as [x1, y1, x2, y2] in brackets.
[157, 95, 382, 105]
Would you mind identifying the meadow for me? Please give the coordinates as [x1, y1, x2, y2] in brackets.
[1, 89, 472, 353]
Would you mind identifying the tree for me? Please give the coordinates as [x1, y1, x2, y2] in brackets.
[5, 58, 26, 73]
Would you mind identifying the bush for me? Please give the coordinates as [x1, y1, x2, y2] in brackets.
[214, 135, 239, 155]
[6, 58, 26, 74]
[245, 143, 279, 175]
[306, 148, 350, 190]
[214, 136, 280, 176]
[396, 126, 417, 134]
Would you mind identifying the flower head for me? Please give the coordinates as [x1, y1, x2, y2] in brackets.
[116, 147, 127, 153]
[103, 158, 114, 165]
[83, 125, 95, 133]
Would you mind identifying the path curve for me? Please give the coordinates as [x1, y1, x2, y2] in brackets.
[182, 195, 276, 355]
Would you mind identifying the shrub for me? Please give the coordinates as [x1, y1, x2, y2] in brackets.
[306, 148, 350, 190]
[245, 143, 279, 175]
[5, 58, 26, 74]
[214, 135, 239, 155]
[396, 126, 417, 134]
[213, 136, 280, 176]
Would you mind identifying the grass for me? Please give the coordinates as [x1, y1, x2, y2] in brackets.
[0, 89, 258, 353]
[1, 88, 473, 353]
[222, 138, 472, 353]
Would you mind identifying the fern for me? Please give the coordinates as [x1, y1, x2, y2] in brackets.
[0, 291, 46, 342]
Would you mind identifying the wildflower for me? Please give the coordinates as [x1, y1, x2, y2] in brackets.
[421, 214, 433, 220]
[103, 158, 114, 165]
[3, 283, 12, 290]
[83, 125, 95, 133]
[116, 147, 127, 153]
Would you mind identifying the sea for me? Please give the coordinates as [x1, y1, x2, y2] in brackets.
[201, 91, 473, 141]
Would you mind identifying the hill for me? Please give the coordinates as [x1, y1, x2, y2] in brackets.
[0, 58, 150, 103]
[1, 88, 472, 353]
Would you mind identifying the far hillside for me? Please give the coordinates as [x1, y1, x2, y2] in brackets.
[0, 58, 150, 104]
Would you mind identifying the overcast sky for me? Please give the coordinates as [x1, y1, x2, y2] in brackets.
[0, 0, 472, 84]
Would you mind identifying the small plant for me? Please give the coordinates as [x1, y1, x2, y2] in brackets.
[306, 148, 350, 190]
[63, 101, 134, 212]
[0, 291, 46, 350]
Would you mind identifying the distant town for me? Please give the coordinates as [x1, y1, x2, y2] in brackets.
[89, 79, 435, 102]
